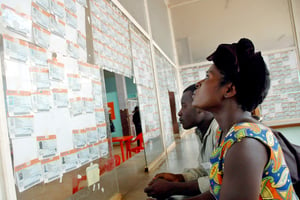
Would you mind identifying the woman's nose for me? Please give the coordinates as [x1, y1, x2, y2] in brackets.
[196, 80, 202, 88]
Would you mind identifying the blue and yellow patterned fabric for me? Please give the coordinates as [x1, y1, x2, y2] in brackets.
[209, 122, 298, 200]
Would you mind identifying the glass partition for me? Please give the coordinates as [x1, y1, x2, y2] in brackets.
[0, 0, 121, 199]
[0, 0, 179, 198]
[154, 48, 180, 149]
[130, 24, 164, 167]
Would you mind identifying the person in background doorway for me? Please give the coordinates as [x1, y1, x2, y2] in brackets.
[109, 114, 115, 133]
[144, 84, 219, 199]
[132, 106, 142, 146]
[189, 38, 297, 199]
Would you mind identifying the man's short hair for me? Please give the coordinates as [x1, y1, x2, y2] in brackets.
[183, 84, 197, 93]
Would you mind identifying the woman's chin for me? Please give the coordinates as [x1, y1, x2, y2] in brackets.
[192, 101, 201, 108]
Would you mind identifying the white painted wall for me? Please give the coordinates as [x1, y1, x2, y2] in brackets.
[276, 126, 300, 145]
[171, 0, 295, 64]
[147, 0, 175, 62]
[291, 0, 300, 56]
[117, 0, 175, 62]
[118, 0, 148, 32]
[170, 0, 300, 147]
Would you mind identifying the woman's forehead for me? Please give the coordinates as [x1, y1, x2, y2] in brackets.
[208, 64, 220, 74]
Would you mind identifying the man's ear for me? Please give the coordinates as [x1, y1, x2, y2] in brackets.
[224, 83, 236, 98]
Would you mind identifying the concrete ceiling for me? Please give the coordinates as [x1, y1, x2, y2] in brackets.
[166, 0, 200, 8]
[169, 0, 295, 66]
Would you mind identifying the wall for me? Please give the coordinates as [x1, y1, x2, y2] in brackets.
[118, 0, 148, 32]
[276, 126, 300, 145]
[292, 0, 300, 52]
[171, 0, 294, 64]
[0, 0, 176, 198]
[125, 77, 137, 99]
[147, 0, 175, 62]
[0, 0, 125, 198]
[117, 0, 175, 62]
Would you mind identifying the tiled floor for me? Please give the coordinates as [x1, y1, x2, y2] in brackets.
[115, 132, 200, 200]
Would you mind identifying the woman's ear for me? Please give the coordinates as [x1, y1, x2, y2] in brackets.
[224, 83, 236, 98]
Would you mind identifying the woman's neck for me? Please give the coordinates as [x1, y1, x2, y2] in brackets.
[214, 106, 253, 136]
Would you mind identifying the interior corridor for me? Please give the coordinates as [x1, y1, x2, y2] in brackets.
[116, 131, 199, 200]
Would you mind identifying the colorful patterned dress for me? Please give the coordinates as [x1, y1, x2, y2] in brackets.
[209, 122, 298, 199]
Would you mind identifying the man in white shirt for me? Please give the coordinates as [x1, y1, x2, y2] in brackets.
[144, 84, 219, 199]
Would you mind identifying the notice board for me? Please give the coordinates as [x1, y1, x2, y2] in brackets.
[261, 48, 300, 126]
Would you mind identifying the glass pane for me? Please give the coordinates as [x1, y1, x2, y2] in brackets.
[130, 24, 165, 167]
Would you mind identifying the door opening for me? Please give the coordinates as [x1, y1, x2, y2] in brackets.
[168, 91, 179, 134]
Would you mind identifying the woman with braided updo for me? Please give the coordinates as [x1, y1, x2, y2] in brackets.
[189, 38, 298, 200]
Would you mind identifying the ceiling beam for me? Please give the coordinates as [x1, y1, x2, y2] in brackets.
[167, 0, 202, 9]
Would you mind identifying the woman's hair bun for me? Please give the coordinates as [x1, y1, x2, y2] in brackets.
[206, 38, 270, 112]
[236, 38, 255, 61]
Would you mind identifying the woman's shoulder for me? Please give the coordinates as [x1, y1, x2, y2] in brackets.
[226, 122, 274, 145]
[231, 122, 269, 133]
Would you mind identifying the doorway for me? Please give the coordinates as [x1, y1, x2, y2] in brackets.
[104, 70, 143, 164]
[168, 91, 179, 134]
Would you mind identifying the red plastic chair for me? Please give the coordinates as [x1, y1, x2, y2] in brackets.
[72, 175, 87, 194]
[114, 154, 121, 166]
[126, 133, 144, 158]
